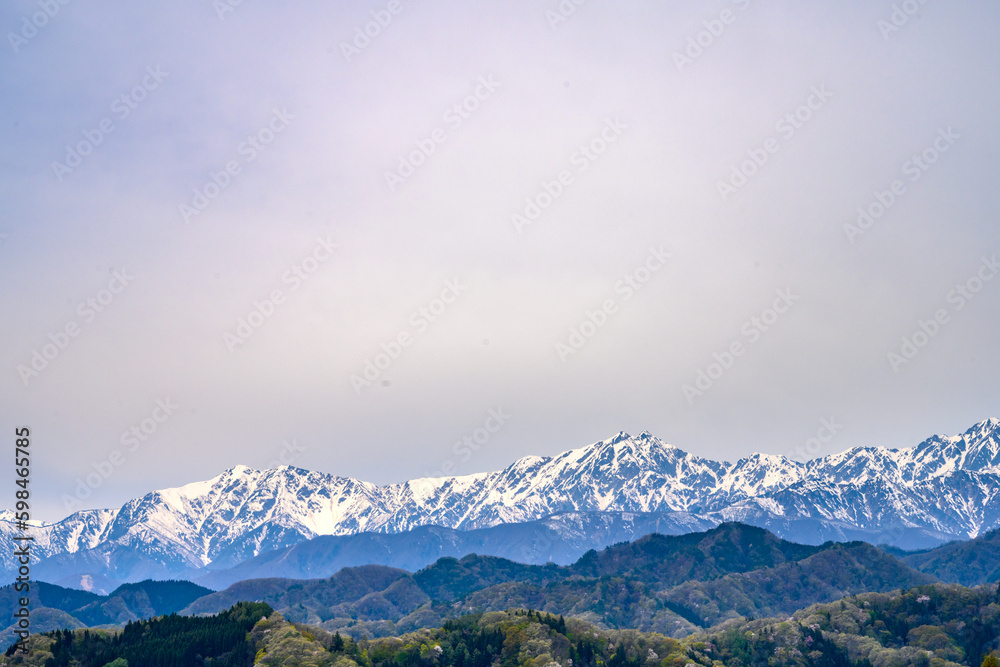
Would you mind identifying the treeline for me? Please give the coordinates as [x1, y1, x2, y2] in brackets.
[3, 601, 270, 667]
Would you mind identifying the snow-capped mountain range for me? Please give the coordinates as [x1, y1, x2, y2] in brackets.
[4, 419, 1000, 588]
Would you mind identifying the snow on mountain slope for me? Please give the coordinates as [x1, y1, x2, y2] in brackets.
[0, 509, 116, 562]
[4, 418, 1000, 583]
[710, 453, 806, 507]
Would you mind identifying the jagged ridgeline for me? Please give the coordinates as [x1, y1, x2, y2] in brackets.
[5, 418, 1000, 593]
[3, 602, 270, 667]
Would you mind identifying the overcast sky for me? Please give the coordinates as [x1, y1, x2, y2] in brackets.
[2, 0, 998, 521]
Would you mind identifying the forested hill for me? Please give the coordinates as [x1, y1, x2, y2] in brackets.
[15, 522, 1000, 652]
[0, 579, 213, 650]
[3, 602, 270, 667]
[8, 585, 1000, 667]
[183, 523, 934, 638]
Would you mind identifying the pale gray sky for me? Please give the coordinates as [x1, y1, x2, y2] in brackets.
[1, 0, 998, 521]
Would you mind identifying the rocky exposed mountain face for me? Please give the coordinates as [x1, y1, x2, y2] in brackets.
[3, 418, 999, 587]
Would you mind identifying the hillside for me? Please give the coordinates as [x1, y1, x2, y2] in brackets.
[196, 511, 711, 590]
[0, 523, 952, 652]
[2, 602, 270, 666]
[8, 585, 1000, 667]
[900, 528, 1000, 586]
[695, 583, 1000, 666]
[182, 523, 934, 639]
[0, 580, 212, 650]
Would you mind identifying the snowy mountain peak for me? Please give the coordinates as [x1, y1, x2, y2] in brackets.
[959, 418, 1000, 470]
[592, 430, 676, 452]
[968, 417, 1000, 434]
[604, 431, 632, 445]
[7, 418, 1000, 582]
[900, 418, 1000, 477]
[718, 452, 805, 496]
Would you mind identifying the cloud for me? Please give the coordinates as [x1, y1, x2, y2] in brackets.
[0, 0, 998, 520]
